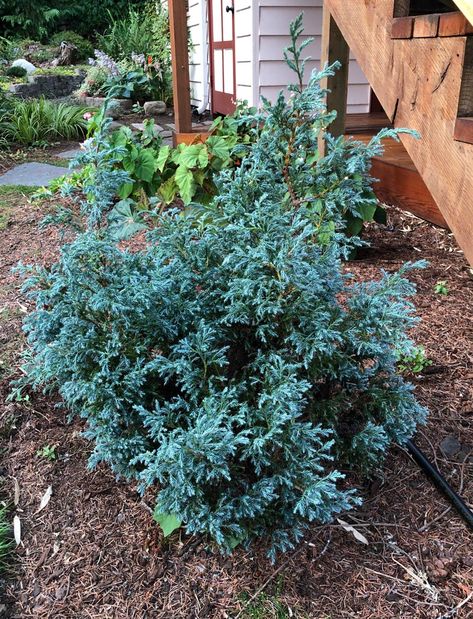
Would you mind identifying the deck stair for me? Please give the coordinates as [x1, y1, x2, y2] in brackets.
[325, 0, 473, 264]
[345, 114, 448, 228]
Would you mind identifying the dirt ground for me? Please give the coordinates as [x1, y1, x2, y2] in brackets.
[0, 181, 472, 618]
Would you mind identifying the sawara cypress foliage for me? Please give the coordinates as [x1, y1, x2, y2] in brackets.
[19, 17, 427, 559]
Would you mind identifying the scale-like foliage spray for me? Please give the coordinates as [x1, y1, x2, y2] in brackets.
[19, 17, 426, 559]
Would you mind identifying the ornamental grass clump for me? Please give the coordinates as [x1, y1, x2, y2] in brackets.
[19, 18, 426, 559]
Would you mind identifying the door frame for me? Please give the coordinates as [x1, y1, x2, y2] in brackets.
[208, 0, 237, 115]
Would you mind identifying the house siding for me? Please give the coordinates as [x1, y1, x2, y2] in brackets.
[187, 0, 371, 113]
[188, 0, 206, 107]
[257, 0, 370, 112]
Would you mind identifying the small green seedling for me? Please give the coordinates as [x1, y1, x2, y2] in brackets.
[6, 387, 30, 404]
[397, 346, 432, 374]
[36, 445, 57, 461]
[0, 504, 13, 574]
[434, 280, 449, 295]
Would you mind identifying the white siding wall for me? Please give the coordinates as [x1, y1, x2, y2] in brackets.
[188, 0, 207, 107]
[187, 0, 371, 113]
[256, 0, 370, 113]
[234, 2, 254, 104]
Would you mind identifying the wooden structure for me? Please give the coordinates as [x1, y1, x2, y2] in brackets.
[169, 0, 192, 134]
[323, 0, 473, 264]
[168, 0, 473, 264]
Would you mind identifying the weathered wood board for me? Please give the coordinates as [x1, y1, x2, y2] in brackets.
[326, 0, 473, 264]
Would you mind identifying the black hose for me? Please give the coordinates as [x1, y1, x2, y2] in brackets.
[405, 438, 473, 531]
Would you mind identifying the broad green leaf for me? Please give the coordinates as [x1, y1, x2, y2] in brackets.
[226, 535, 245, 550]
[108, 200, 148, 240]
[206, 135, 231, 161]
[135, 148, 157, 182]
[117, 182, 134, 199]
[156, 145, 171, 173]
[317, 220, 336, 245]
[357, 201, 377, 222]
[110, 220, 147, 241]
[113, 199, 134, 217]
[122, 157, 136, 175]
[175, 164, 196, 204]
[158, 177, 179, 204]
[178, 144, 209, 169]
[193, 169, 207, 187]
[153, 509, 182, 538]
[345, 215, 364, 237]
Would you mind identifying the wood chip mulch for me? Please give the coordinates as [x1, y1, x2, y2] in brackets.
[0, 195, 472, 619]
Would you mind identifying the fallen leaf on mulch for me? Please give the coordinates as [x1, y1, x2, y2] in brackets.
[36, 486, 52, 513]
[336, 519, 369, 545]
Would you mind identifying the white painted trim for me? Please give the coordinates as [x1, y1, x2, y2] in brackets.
[252, 0, 260, 107]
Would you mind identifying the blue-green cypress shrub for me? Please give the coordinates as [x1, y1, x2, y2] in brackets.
[19, 17, 426, 559]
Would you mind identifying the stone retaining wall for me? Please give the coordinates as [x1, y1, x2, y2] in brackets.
[9, 71, 86, 99]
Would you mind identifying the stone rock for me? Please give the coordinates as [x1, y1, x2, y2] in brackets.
[0, 162, 70, 187]
[81, 97, 133, 119]
[109, 121, 124, 131]
[440, 435, 461, 459]
[55, 147, 82, 160]
[144, 100, 166, 116]
[12, 58, 36, 74]
[9, 71, 85, 99]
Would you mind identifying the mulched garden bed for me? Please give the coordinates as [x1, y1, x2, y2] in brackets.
[0, 190, 472, 618]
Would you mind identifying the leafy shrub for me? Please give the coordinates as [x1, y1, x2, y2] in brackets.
[50, 102, 254, 239]
[397, 345, 432, 374]
[97, 8, 156, 60]
[5, 65, 27, 78]
[19, 18, 427, 559]
[96, 3, 171, 102]
[0, 0, 60, 40]
[55, 0, 146, 39]
[0, 0, 145, 41]
[76, 64, 110, 98]
[49, 31, 94, 61]
[0, 97, 90, 145]
[77, 49, 169, 102]
[0, 36, 20, 64]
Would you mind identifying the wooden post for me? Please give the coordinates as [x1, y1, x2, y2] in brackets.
[319, 7, 350, 154]
[169, 0, 192, 134]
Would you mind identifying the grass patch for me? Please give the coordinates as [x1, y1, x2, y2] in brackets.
[238, 579, 308, 619]
[0, 97, 90, 146]
[0, 503, 14, 575]
[0, 185, 37, 231]
[0, 185, 36, 230]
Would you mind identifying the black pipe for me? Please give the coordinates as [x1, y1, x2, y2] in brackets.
[405, 438, 473, 531]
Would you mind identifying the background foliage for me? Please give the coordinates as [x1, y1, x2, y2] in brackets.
[0, 0, 146, 41]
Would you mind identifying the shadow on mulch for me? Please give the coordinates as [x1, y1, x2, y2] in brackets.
[0, 195, 472, 619]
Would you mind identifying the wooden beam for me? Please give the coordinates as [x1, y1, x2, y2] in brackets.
[413, 13, 440, 38]
[454, 117, 473, 144]
[169, 0, 192, 134]
[439, 11, 473, 36]
[325, 0, 473, 264]
[320, 6, 350, 151]
[453, 0, 473, 28]
[392, 16, 415, 39]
